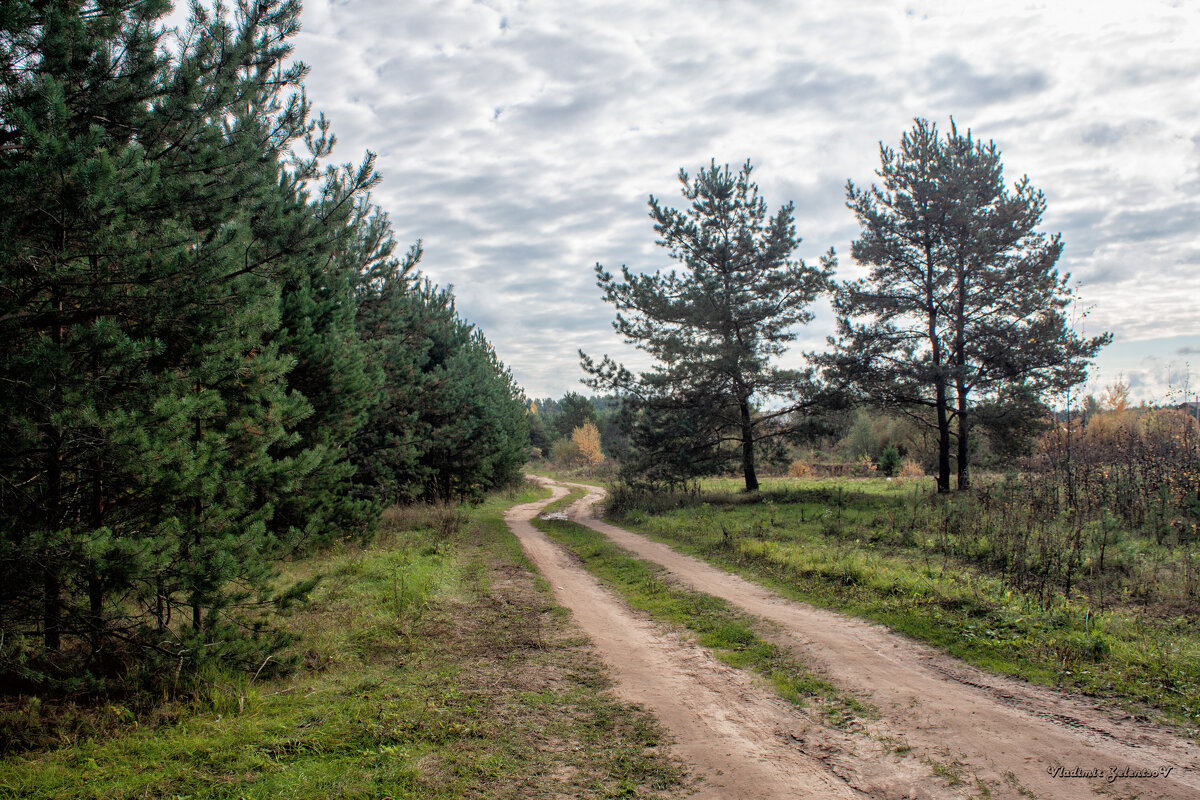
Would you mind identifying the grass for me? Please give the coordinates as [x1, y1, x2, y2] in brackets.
[604, 475, 1200, 737]
[531, 489, 870, 729]
[0, 484, 690, 799]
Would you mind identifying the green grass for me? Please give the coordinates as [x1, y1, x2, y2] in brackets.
[605, 475, 1200, 737]
[532, 489, 870, 728]
[524, 465, 607, 488]
[0, 485, 690, 799]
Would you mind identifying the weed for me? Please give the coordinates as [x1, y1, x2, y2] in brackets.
[928, 756, 966, 785]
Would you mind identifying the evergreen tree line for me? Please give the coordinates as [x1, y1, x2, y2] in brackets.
[0, 1, 527, 691]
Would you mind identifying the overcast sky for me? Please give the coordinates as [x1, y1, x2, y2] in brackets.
[285, 0, 1200, 404]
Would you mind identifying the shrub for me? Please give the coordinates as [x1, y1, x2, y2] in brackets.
[550, 438, 583, 467]
[571, 422, 605, 466]
[788, 459, 813, 478]
[878, 445, 901, 476]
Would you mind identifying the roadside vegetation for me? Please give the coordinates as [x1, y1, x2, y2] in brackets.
[2, 0, 529, 700]
[0, 486, 690, 799]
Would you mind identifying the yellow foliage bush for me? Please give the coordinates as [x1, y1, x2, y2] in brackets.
[571, 421, 605, 466]
[788, 460, 812, 478]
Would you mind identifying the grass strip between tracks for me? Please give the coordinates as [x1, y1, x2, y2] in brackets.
[532, 489, 871, 730]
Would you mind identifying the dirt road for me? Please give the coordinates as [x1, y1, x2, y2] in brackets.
[508, 476, 1199, 799]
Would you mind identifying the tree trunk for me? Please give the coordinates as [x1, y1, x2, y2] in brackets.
[44, 305, 64, 650]
[956, 388, 971, 490]
[43, 567, 62, 652]
[926, 248, 951, 494]
[953, 256, 970, 491]
[934, 378, 951, 493]
[739, 400, 759, 492]
[192, 398, 203, 632]
[156, 576, 166, 631]
[44, 435, 63, 651]
[89, 458, 105, 653]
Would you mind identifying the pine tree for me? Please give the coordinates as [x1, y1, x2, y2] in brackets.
[0, 0, 175, 663]
[0, 0, 381, 681]
[353, 273, 529, 505]
[583, 160, 833, 491]
[552, 393, 597, 440]
[268, 181, 392, 549]
[815, 119, 1109, 491]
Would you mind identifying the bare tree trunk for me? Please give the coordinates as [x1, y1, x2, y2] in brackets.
[956, 387, 971, 490]
[953, 256, 970, 491]
[43, 565, 62, 652]
[927, 249, 951, 494]
[43, 430, 63, 650]
[934, 378, 952, 493]
[192, 396, 203, 632]
[739, 400, 759, 492]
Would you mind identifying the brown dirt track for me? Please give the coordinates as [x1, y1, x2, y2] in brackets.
[508, 476, 1199, 799]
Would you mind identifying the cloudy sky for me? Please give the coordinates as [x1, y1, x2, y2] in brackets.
[285, 0, 1200, 404]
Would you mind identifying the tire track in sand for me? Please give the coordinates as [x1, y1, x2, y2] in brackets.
[545, 476, 1200, 800]
[506, 481, 868, 799]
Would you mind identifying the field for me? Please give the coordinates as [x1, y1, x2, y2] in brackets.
[603, 474, 1200, 735]
[0, 486, 689, 799]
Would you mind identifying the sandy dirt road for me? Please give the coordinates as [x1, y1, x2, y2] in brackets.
[521, 476, 1200, 800]
[506, 481, 871, 799]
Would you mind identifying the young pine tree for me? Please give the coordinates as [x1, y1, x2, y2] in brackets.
[583, 161, 833, 491]
[0, 0, 380, 682]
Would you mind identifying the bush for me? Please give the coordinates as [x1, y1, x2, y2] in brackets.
[551, 438, 583, 467]
[788, 460, 813, 478]
[571, 422, 605, 466]
[878, 445, 901, 476]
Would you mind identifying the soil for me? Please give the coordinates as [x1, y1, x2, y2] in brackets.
[507, 476, 1200, 800]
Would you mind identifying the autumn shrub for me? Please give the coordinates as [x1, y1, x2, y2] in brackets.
[788, 460, 812, 478]
[550, 438, 583, 468]
[571, 422, 605, 466]
[906, 402, 1200, 612]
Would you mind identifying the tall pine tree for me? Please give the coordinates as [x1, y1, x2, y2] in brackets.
[0, 0, 381, 682]
[815, 119, 1109, 491]
[583, 161, 832, 491]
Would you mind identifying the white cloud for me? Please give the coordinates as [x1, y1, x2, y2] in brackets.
[289, 0, 1200, 400]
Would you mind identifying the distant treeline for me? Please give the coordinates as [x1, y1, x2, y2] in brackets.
[0, 2, 527, 691]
